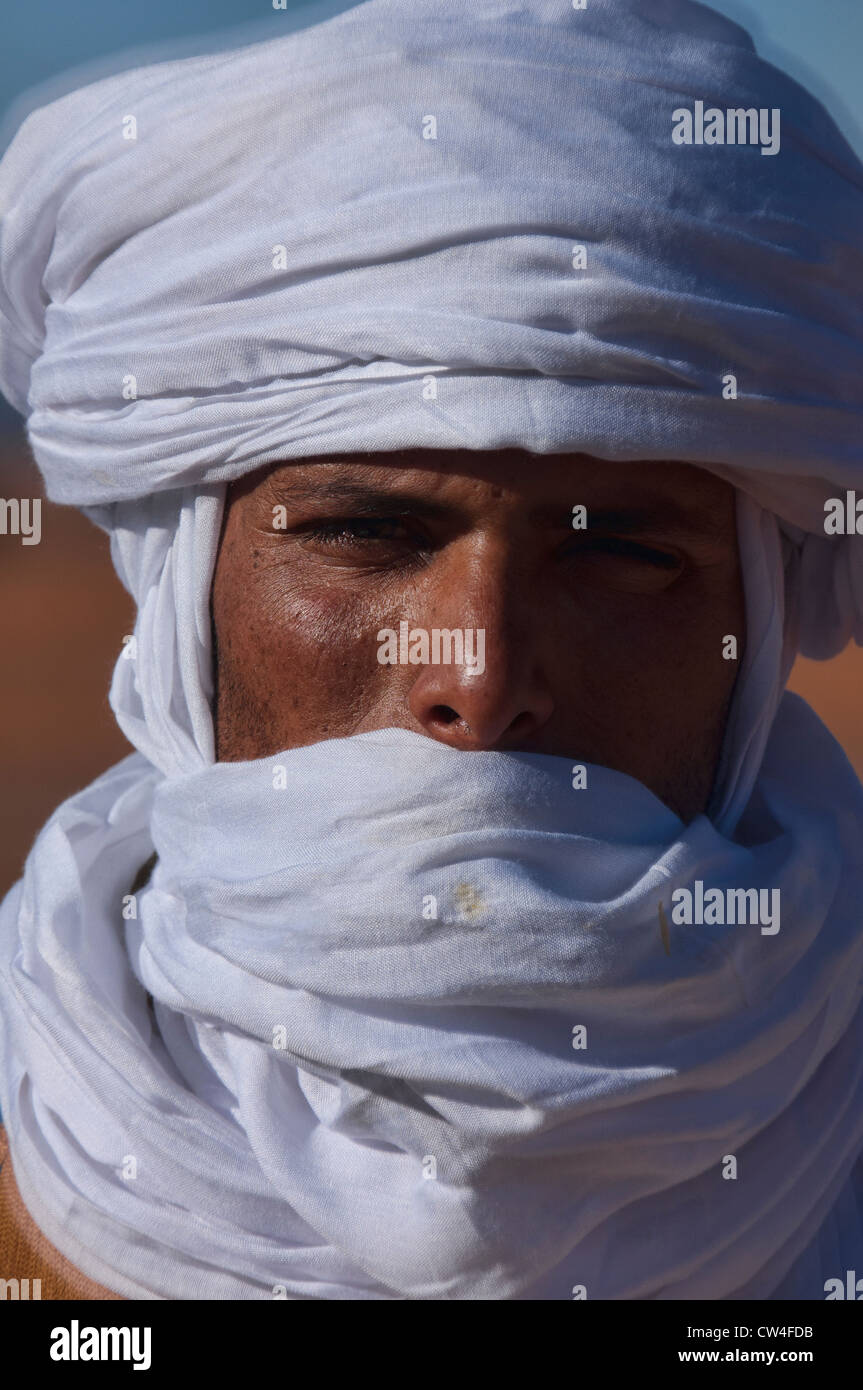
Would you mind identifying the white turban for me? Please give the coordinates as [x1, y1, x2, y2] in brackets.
[1, 0, 862, 1302]
[0, 0, 861, 658]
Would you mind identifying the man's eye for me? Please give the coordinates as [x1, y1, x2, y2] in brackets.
[301, 517, 417, 549]
[568, 536, 682, 570]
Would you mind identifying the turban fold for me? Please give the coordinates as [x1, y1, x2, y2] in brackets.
[0, 0, 861, 654]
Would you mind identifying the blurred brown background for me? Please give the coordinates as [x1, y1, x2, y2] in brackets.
[1, 438, 135, 899]
[1, 430, 861, 899]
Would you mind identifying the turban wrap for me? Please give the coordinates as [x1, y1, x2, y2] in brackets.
[0, 0, 862, 1301]
[0, 0, 861, 656]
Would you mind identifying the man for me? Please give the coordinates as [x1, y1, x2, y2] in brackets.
[212, 451, 746, 820]
[0, 0, 861, 1300]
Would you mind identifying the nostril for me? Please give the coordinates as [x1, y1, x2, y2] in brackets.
[430, 704, 460, 726]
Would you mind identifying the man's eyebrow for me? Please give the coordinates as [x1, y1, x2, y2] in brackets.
[267, 476, 729, 536]
[538, 503, 729, 538]
[266, 479, 454, 520]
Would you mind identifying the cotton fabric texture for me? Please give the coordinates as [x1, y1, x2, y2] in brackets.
[0, 0, 862, 1299]
[3, 702, 863, 1301]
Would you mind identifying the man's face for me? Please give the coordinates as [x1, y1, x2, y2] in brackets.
[211, 449, 745, 823]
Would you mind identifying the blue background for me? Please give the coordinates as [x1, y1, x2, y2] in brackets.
[2, 0, 861, 155]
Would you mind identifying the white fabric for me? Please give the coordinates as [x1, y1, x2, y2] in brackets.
[2, 695, 863, 1300]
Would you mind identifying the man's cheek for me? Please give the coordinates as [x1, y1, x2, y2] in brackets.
[259, 571, 396, 647]
[254, 601, 395, 710]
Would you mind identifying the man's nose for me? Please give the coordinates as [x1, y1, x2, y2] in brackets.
[406, 555, 555, 751]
